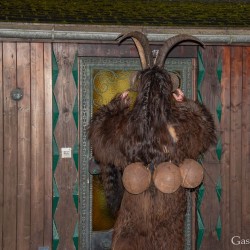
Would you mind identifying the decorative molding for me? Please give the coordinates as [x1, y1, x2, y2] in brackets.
[1, 25, 250, 43]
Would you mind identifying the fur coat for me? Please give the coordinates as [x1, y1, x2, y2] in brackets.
[89, 66, 216, 250]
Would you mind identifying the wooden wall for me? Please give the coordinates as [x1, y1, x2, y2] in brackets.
[0, 41, 249, 250]
[199, 46, 250, 250]
[0, 42, 52, 250]
[220, 46, 250, 250]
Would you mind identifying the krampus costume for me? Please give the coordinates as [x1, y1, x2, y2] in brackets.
[89, 32, 216, 250]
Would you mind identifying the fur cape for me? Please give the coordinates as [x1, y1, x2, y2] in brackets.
[89, 66, 216, 250]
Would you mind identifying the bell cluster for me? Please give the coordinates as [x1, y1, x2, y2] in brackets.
[122, 159, 204, 194]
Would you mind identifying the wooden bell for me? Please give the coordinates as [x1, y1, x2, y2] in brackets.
[179, 159, 204, 188]
[122, 162, 151, 194]
[153, 162, 182, 193]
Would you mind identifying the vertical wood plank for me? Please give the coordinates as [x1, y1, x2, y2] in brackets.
[199, 46, 221, 250]
[44, 43, 52, 249]
[0, 42, 3, 250]
[221, 46, 231, 250]
[53, 43, 78, 250]
[241, 47, 250, 239]
[230, 46, 242, 249]
[17, 43, 31, 250]
[3, 42, 18, 250]
[31, 43, 45, 249]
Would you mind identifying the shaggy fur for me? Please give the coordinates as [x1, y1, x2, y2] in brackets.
[89, 66, 216, 250]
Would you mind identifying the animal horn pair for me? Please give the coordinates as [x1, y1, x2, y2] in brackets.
[117, 31, 205, 70]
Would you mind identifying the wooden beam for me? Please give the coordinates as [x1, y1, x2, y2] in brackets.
[78, 44, 197, 58]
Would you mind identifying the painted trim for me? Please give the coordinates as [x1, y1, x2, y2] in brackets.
[1, 27, 250, 43]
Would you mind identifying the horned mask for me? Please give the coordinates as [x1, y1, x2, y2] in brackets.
[117, 31, 204, 91]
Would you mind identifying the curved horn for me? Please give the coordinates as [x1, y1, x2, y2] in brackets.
[155, 34, 205, 68]
[117, 31, 153, 69]
[169, 72, 181, 92]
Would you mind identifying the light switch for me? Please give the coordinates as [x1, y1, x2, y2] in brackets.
[61, 147, 72, 158]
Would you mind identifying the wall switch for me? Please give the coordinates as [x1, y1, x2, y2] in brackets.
[61, 147, 72, 158]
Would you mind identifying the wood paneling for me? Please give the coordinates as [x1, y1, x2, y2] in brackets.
[220, 46, 250, 250]
[230, 47, 243, 247]
[0, 41, 53, 250]
[221, 46, 231, 250]
[17, 43, 31, 250]
[44, 43, 53, 249]
[0, 42, 53, 250]
[30, 43, 45, 248]
[241, 47, 250, 239]
[3, 42, 18, 250]
[0, 42, 3, 250]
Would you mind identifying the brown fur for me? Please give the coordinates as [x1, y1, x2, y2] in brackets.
[89, 66, 216, 249]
